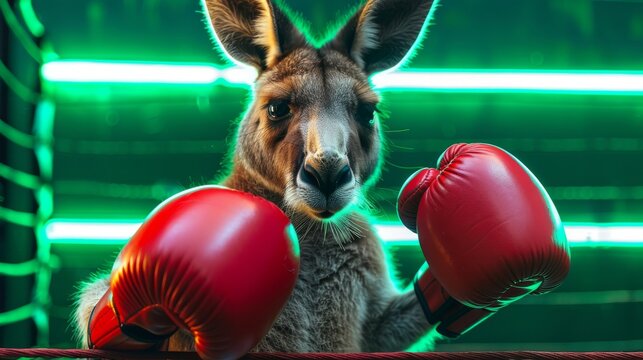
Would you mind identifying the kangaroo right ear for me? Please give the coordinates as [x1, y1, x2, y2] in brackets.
[203, 0, 307, 71]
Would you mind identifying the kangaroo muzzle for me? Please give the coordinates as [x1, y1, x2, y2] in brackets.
[298, 150, 353, 197]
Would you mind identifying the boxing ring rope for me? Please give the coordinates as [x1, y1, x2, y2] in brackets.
[0, 349, 642, 359]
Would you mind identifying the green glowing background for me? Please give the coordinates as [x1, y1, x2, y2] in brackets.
[1, 0, 643, 352]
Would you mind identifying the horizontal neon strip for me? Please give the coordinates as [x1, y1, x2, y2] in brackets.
[0, 304, 35, 326]
[41, 61, 643, 93]
[376, 222, 643, 247]
[45, 220, 643, 247]
[46, 220, 142, 242]
[372, 70, 643, 93]
[0, 259, 39, 277]
[41, 61, 221, 84]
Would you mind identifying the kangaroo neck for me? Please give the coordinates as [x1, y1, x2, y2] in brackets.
[221, 163, 285, 207]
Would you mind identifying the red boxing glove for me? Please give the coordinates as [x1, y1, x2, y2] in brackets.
[88, 186, 300, 360]
[398, 143, 570, 338]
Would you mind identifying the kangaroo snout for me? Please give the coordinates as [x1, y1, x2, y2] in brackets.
[298, 151, 354, 197]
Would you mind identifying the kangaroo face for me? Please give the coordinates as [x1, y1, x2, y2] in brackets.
[206, 0, 434, 221]
[238, 48, 380, 219]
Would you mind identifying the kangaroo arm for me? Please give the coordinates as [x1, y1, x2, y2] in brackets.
[73, 274, 110, 348]
[362, 287, 439, 352]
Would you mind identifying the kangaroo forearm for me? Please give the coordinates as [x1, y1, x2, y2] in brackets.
[363, 290, 437, 352]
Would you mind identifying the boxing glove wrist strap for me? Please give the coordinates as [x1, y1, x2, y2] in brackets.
[414, 264, 494, 338]
[88, 290, 173, 350]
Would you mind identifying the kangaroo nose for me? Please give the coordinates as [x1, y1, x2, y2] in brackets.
[299, 161, 353, 196]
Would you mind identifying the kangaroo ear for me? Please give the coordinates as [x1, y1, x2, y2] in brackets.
[204, 0, 307, 70]
[328, 0, 436, 75]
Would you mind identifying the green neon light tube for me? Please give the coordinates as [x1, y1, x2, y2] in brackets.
[45, 220, 643, 247]
[41, 61, 643, 94]
[375, 222, 643, 248]
[41, 61, 221, 84]
[18, 0, 45, 38]
[372, 70, 643, 94]
[0, 304, 35, 326]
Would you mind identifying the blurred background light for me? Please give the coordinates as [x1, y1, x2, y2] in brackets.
[41, 61, 220, 84]
[372, 70, 643, 94]
[41, 61, 643, 94]
[45, 219, 643, 247]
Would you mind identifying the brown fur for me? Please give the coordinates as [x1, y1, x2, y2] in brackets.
[74, 0, 441, 353]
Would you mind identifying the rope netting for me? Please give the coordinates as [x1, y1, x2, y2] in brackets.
[0, 349, 641, 359]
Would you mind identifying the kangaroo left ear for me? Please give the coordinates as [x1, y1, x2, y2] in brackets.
[327, 0, 437, 75]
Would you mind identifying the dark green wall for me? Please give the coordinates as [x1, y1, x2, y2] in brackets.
[9, 0, 643, 351]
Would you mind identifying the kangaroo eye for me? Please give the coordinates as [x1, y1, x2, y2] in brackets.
[267, 100, 291, 121]
[356, 103, 377, 127]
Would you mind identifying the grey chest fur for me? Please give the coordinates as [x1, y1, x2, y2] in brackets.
[254, 234, 383, 352]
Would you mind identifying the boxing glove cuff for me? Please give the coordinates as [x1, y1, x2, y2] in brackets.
[414, 264, 494, 338]
[88, 290, 174, 350]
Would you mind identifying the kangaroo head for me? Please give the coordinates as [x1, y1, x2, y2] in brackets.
[205, 0, 435, 221]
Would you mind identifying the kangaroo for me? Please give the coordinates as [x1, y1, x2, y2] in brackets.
[74, 0, 440, 353]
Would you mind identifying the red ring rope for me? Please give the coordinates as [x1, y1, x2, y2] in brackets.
[0, 349, 641, 359]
